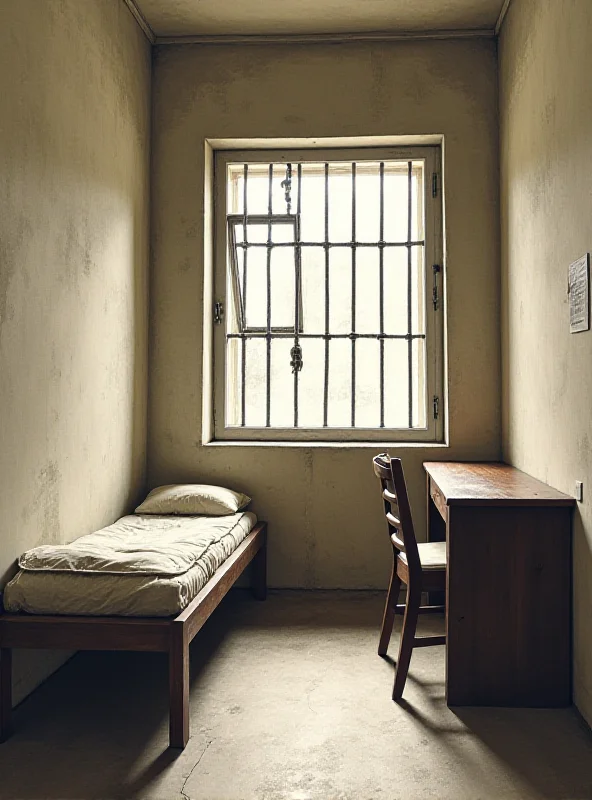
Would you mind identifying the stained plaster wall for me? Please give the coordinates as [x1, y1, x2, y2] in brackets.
[500, 0, 592, 725]
[149, 39, 501, 589]
[0, 0, 151, 702]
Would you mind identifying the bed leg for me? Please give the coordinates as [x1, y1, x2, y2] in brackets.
[169, 623, 189, 749]
[252, 530, 267, 601]
[0, 649, 12, 743]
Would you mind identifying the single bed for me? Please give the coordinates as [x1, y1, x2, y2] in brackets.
[0, 506, 267, 749]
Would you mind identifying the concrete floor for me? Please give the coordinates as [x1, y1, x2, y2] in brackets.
[0, 591, 591, 800]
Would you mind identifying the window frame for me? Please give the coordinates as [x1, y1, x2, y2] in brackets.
[212, 145, 444, 444]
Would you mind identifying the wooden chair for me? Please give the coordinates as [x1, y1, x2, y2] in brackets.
[373, 453, 446, 700]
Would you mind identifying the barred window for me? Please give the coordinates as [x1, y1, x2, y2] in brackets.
[212, 147, 443, 443]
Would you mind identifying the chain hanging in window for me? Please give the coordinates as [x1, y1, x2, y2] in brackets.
[283, 163, 303, 375]
[281, 163, 292, 215]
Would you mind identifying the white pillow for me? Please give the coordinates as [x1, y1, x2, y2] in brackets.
[135, 484, 251, 516]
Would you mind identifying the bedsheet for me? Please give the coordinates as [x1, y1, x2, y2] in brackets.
[3, 512, 256, 617]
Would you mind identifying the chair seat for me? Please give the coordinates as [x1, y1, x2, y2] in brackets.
[398, 541, 447, 570]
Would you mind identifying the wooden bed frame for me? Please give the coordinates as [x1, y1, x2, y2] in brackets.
[0, 521, 267, 750]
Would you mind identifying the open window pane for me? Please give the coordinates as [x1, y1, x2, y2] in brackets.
[227, 215, 299, 332]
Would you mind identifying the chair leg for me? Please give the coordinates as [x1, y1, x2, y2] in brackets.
[0, 649, 12, 743]
[378, 566, 402, 656]
[393, 582, 421, 701]
[169, 624, 189, 749]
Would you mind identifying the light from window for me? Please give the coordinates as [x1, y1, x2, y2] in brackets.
[214, 148, 442, 442]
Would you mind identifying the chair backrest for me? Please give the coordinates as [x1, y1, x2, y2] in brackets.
[372, 453, 421, 573]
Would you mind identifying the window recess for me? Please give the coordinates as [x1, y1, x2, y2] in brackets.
[213, 147, 443, 443]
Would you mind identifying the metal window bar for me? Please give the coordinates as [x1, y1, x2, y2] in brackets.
[228, 332, 425, 340]
[407, 160, 413, 429]
[241, 164, 248, 427]
[379, 161, 385, 428]
[351, 162, 356, 428]
[266, 164, 273, 427]
[231, 240, 425, 248]
[294, 163, 302, 428]
[226, 159, 425, 430]
[323, 163, 330, 427]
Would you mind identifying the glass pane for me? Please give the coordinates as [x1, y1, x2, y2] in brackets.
[270, 164, 289, 214]
[270, 246, 297, 329]
[411, 245, 426, 336]
[241, 247, 267, 329]
[329, 247, 352, 335]
[270, 338, 294, 427]
[411, 163, 425, 242]
[271, 224, 296, 244]
[326, 338, 351, 427]
[383, 339, 410, 429]
[246, 169, 271, 215]
[300, 246, 325, 334]
[227, 165, 244, 215]
[296, 338, 325, 428]
[355, 339, 380, 427]
[411, 337, 427, 429]
[225, 337, 243, 426]
[354, 248, 380, 334]
[355, 163, 380, 243]
[383, 163, 411, 243]
[383, 247, 408, 336]
[328, 163, 353, 242]
[299, 167, 326, 242]
[243, 338, 266, 427]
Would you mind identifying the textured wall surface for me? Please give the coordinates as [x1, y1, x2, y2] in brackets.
[0, 0, 151, 702]
[149, 39, 501, 590]
[500, 0, 592, 725]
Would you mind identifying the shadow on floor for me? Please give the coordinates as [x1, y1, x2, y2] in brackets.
[379, 629, 592, 799]
[0, 596, 237, 799]
[452, 706, 592, 799]
[0, 591, 590, 800]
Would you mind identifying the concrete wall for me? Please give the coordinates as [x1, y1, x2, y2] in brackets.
[500, 0, 592, 725]
[149, 39, 500, 589]
[0, 0, 151, 702]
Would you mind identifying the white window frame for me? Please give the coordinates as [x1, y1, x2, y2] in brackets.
[211, 145, 444, 444]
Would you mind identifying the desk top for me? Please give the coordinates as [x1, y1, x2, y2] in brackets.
[424, 462, 575, 507]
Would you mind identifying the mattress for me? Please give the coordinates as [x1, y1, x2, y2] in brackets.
[3, 512, 256, 617]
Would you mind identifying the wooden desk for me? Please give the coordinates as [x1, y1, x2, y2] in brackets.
[424, 462, 574, 707]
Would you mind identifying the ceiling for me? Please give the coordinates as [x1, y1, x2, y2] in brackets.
[135, 0, 507, 39]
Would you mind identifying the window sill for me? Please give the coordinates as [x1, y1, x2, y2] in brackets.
[202, 440, 449, 449]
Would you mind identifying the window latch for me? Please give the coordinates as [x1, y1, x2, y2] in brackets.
[214, 302, 224, 325]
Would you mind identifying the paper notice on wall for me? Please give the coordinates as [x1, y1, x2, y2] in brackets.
[569, 254, 590, 333]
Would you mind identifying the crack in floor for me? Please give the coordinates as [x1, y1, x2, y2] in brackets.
[179, 739, 214, 800]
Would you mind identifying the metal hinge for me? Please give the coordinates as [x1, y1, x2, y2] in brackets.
[432, 173, 438, 198]
[214, 301, 224, 325]
[433, 396, 440, 420]
[432, 264, 441, 310]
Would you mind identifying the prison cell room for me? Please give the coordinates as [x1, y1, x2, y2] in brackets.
[1, 0, 592, 798]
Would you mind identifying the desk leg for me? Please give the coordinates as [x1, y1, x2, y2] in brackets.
[446, 505, 571, 707]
